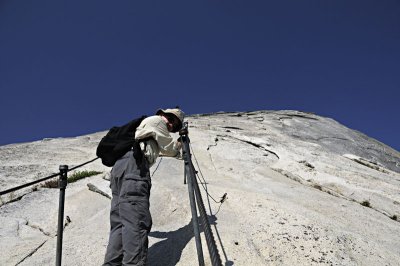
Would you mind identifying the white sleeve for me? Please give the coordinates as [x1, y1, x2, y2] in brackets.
[135, 116, 179, 157]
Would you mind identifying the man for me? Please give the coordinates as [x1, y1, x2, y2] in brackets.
[103, 108, 185, 266]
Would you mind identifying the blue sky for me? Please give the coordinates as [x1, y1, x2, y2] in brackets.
[1, 1, 399, 151]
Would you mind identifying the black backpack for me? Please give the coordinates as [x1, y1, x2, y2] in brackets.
[96, 116, 147, 167]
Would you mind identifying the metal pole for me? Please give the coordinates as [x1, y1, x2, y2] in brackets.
[184, 164, 187, 184]
[56, 165, 68, 266]
[180, 125, 205, 266]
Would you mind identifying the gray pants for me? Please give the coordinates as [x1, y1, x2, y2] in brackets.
[104, 151, 152, 266]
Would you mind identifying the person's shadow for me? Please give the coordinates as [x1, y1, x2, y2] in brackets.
[147, 218, 198, 266]
[148, 216, 233, 266]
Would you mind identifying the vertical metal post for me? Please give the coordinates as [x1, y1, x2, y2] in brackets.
[184, 161, 187, 184]
[56, 165, 68, 266]
[180, 125, 205, 266]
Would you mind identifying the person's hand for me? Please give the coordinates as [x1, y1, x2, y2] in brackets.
[174, 140, 182, 151]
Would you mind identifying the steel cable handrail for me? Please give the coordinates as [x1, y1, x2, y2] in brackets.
[0, 157, 99, 196]
[191, 162, 223, 266]
[180, 122, 223, 266]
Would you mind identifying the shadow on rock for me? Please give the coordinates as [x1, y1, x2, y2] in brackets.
[148, 215, 233, 266]
[148, 219, 197, 266]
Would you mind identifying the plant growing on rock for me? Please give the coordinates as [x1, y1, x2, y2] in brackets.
[42, 170, 102, 188]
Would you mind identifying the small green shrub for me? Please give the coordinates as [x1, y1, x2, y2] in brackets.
[42, 170, 102, 188]
[391, 215, 398, 221]
[68, 170, 102, 183]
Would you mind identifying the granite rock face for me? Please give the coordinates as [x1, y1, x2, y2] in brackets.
[1, 110, 399, 265]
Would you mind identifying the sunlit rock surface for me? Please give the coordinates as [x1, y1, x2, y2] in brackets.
[1, 110, 399, 265]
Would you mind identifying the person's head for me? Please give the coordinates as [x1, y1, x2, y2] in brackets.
[156, 108, 185, 133]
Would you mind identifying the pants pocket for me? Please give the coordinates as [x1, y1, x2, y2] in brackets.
[120, 179, 150, 199]
[119, 199, 152, 265]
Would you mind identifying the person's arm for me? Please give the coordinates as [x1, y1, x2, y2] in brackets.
[135, 116, 180, 157]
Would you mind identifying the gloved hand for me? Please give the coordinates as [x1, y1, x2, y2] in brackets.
[140, 141, 156, 165]
[173, 140, 183, 159]
[174, 140, 182, 151]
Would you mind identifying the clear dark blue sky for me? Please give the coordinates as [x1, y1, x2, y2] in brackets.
[1, 1, 399, 151]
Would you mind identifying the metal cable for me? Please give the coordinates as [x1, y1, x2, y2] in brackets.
[0, 157, 100, 196]
[0, 172, 60, 196]
[151, 157, 163, 177]
[191, 165, 222, 266]
[189, 142, 223, 204]
[68, 157, 99, 171]
[188, 137, 230, 264]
